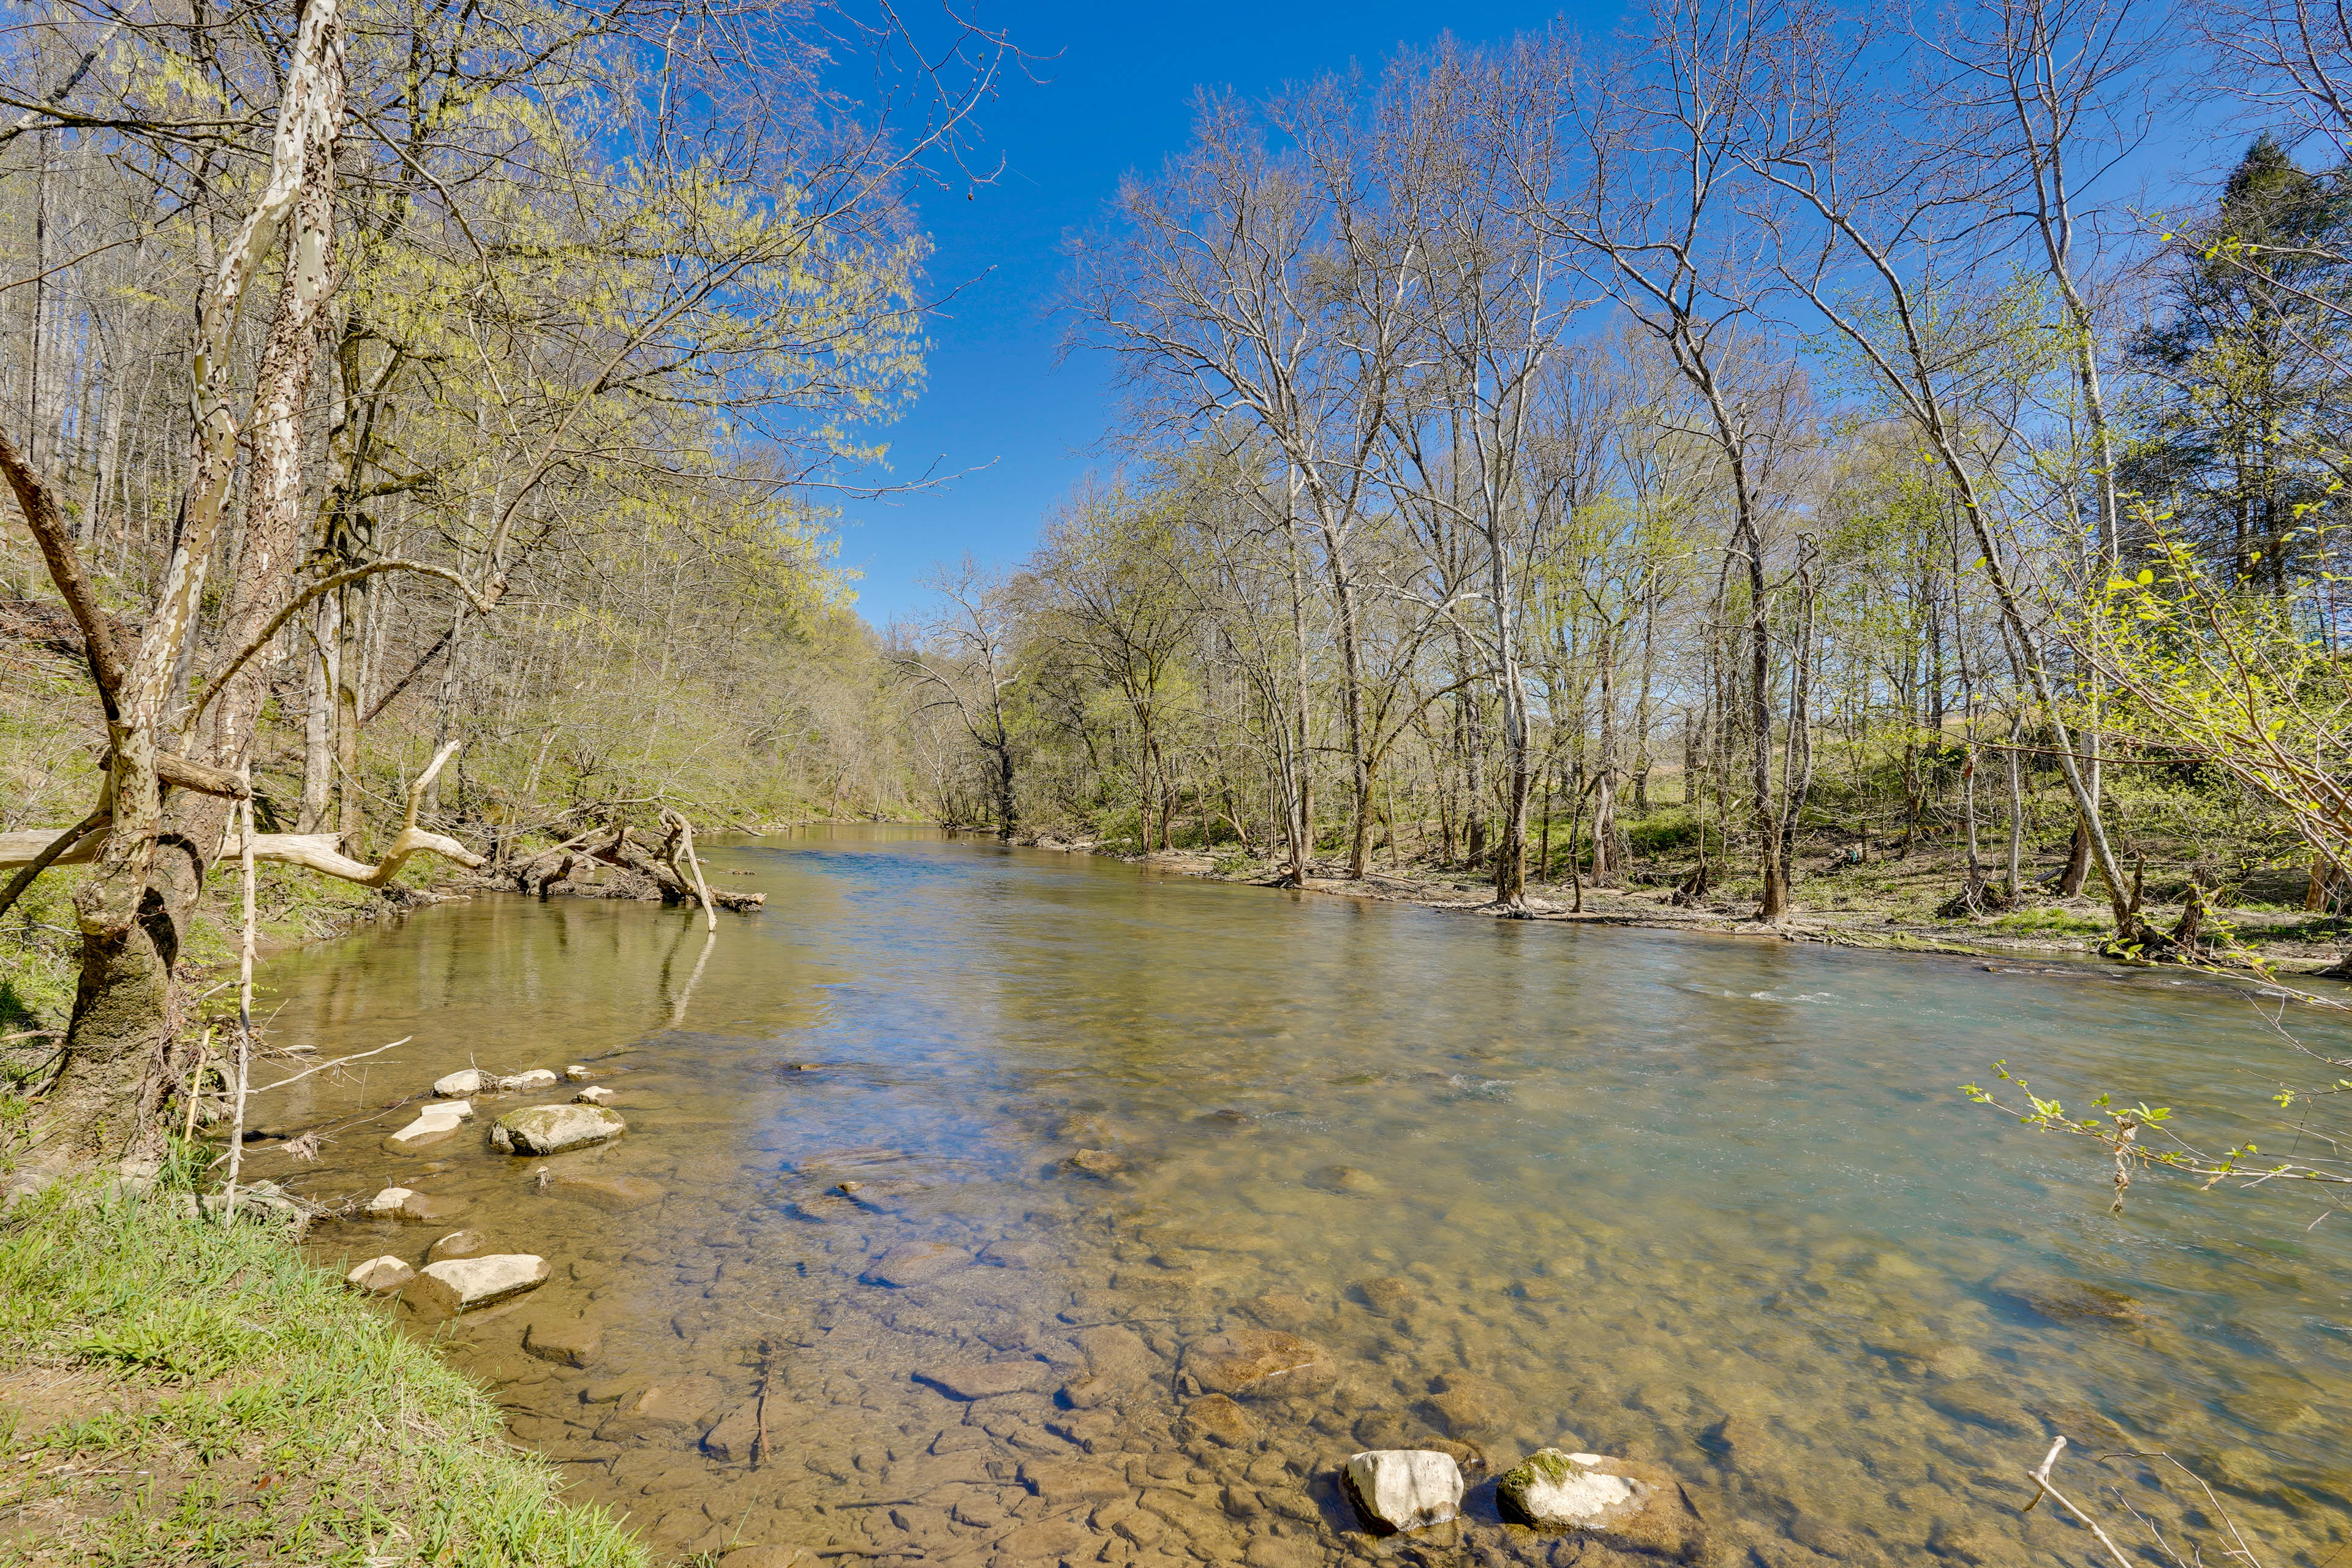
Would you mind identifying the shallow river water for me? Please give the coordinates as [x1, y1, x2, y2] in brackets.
[257, 827, 2352, 1567]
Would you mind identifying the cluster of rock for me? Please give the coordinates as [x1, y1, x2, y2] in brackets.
[331, 1065, 1717, 1565]
[379, 1064, 622, 1155]
[1338, 1444, 1676, 1540]
[341, 1059, 647, 1322]
[1159, 1324, 1698, 1551]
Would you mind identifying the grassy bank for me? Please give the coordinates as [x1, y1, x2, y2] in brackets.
[0, 1176, 649, 1567]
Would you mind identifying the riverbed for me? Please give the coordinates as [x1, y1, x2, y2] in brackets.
[257, 826, 2352, 1567]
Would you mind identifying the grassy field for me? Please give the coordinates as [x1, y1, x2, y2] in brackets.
[0, 1173, 651, 1567]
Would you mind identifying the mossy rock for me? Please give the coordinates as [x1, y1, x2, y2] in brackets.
[1495, 1449, 1708, 1562]
[492, 1103, 626, 1155]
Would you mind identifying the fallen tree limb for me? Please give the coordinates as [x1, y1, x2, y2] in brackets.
[96, 748, 251, 800]
[0, 806, 110, 924]
[247, 1036, 409, 1095]
[662, 807, 718, 933]
[0, 824, 484, 884]
[501, 818, 764, 913]
[0, 742, 483, 888]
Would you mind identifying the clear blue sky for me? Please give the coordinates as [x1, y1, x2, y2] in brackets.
[833, 0, 1615, 625]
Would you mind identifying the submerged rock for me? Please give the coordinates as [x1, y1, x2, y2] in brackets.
[523, 1315, 605, 1367]
[864, 1241, 968, 1287]
[346, 1255, 413, 1292]
[1184, 1329, 1338, 1398]
[1068, 1148, 1125, 1177]
[402, 1253, 549, 1316]
[491, 1102, 625, 1155]
[363, 1186, 415, 1217]
[1180, 1393, 1260, 1448]
[912, 1360, 1056, 1400]
[1342, 1449, 1463, 1534]
[545, 1172, 665, 1210]
[426, 1228, 491, 1262]
[1496, 1449, 1650, 1530]
[385, 1098, 470, 1151]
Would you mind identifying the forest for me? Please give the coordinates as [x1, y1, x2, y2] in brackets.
[895, 12, 2352, 976]
[5, 2, 2352, 1566]
[4, 0, 2352, 1142]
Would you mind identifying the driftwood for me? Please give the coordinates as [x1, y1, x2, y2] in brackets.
[499, 820, 764, 913]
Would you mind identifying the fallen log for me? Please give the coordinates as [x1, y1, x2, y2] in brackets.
[496, 820, 763, 913]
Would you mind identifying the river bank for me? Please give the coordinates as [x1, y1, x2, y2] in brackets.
[1034, 836, 2352, 978]
[0, 1176, 648, 1567]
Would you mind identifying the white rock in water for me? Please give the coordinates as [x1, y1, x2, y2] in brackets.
[402, 1253, 550, 1316]
[492, 1102, 625, 1155]
[497, 1069, 560, 1091]
[432, 1068, 488, 1097]
[1495, 1449, 1653, 1530]
[386, 1100, 472, 1152]
[573, 1086, 614, 1106]
[347, 1255, 413, 1292]
[364, 1186, 416, 1216]
[562, 1065, 594, 1082]
[1343, 1450, 1463, 1534]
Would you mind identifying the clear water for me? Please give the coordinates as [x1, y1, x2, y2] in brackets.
[255, 827, 2352, 1567]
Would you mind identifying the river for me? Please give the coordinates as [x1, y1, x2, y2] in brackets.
[254, 826, 2352, 1567]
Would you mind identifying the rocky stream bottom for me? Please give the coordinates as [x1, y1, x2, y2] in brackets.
[279, 1052, 2335, 1568]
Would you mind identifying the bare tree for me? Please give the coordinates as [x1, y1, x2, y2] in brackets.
[894, 559, 1027, 839]
[1071, 86, 1417, 878]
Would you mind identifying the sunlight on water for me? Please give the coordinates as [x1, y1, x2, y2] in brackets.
[258, 827, 2352, 1567]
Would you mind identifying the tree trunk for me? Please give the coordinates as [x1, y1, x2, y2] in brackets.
[1591, 633, 1618, 886]
[335, 586, 362, 848]
[2059, 813, 2090, 897]
[300, 592, 339, 831]
[50, 0, 347, 1163]
[2006, 711, 2026, 902]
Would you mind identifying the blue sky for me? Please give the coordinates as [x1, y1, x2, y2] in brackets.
[832, 0, 1615, 625]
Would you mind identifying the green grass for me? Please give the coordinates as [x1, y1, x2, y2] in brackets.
[0, 1176, 651, 1567]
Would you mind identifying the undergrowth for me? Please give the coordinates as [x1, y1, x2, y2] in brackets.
[0, 1177, 649, 1567]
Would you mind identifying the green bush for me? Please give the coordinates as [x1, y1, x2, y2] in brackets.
[1626, 809, 1699, 856]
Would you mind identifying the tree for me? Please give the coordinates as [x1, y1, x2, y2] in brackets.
[0, 0, 1014, 1163]
[894, 560, 1027, 839]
